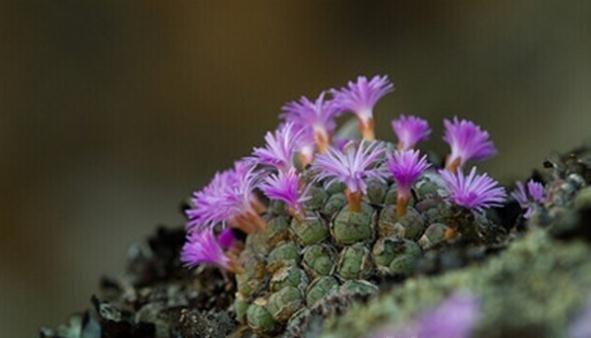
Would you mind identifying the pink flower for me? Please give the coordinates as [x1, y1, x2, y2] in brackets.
[252, 122, 304, 172]
[281, 92, 341, 153]
[569, 298, 591, 338]
[217, 227, 236, 250]
[332, 75, 394, 140]
[443, 117, 497, 171]
[387, 149, 430, 216]
[370, 293, 480, 338]
[186, 160, 265, 233]
[439, 167, 506, 211]
[313, 141, 387, 194]
[259, 168, 310, 217]
[181, 229, 231, 271]
[416, 293, 480, 338]
[391, 114, 431, 150]
[388, 150, 431, 195]
[511, 179, 545, 218]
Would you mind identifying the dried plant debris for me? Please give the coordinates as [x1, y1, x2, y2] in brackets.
[42, 75, 591, 338]
[41, 226, 237, 338]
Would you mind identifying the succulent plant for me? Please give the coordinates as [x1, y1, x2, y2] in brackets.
[179, 75, 515, 334]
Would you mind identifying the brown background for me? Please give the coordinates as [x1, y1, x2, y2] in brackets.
[1, 1, 590, 337]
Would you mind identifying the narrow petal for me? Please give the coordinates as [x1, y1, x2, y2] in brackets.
[443, 117, 497, 169]
[391, 115, 431, 150]
[181, 229, 231, 270]
[440, 167, 506, 211]
[333, 75, 394, 121]
[312, 141, 387, 194]
[387, 149, 431, 193]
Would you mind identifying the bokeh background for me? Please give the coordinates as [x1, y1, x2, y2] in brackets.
[1, 1, 591, 337]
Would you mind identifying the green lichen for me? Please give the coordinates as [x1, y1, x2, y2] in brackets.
[320, 230, 591, 338]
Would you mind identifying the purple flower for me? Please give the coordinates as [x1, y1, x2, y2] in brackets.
[439, 167, 506, 211]
[369, 293, 480, 338]
[186, 169, 234, 230]
[569, 298, 591, 338]
[181, 229, 231, 270]
[387, 150, 430, 216]
[416, 293, 481, 338]
[511, 179, 545, 218]
[443, 117, 497, 171]
[217, 228, 236, 250]
[388, 150, 431, 195]
[391, 114, 431, 150]
[333, 75, 394, 122]
[332, 75, 394, 140]
[259, 168, 309, 216]
[281, 92, 341, 153]
[186, 160, 265, 233]
[252, 122, 303, 172]
[313, 141, 387, 195]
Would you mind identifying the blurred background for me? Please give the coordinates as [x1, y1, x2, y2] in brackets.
[1, 1, 590, 336]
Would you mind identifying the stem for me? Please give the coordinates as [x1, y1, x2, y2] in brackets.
[346, 190, 363, 213]
[298, 152, 313, 168]
[445, 156, 462, 172]
[288, 206, 304, 223]
[251, 197, 267, 214]
[315, 128, 331, 153]
[230, 215, 255, 234]
[359, 118, 375, 141]
[443, 226, 458, 241]
[396, 141, 407, 151]
[230, 209, 267, 234]
[247, 210, 267, 232]
[227, 253, 244, 274]
[396, 194, 409, 217]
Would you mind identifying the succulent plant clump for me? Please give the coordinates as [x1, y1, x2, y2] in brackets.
[177, 74, 519, 334]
